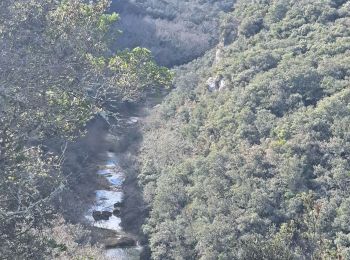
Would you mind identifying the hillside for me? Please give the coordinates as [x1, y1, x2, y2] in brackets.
[139, 0, 350, 259]
[110, 0, 236, 66]
[1, 0, 350, 259]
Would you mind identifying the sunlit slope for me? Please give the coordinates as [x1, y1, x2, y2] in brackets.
[140, 0, 350, 259]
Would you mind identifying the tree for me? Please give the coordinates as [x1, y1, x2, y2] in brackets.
[0, 0, 171, 258]
[139, 0, 350, 258]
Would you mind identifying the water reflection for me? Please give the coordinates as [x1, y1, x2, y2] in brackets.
[85, 152, 142, 259]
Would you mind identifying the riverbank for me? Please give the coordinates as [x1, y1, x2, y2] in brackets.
[64, 104, 149, 259]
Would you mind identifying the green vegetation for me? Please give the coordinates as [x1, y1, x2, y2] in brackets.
[0, 0, 171, 258]
[111, 0, 236, 66]
[140, 0, 350, 259]
[2, 0, 350, 259]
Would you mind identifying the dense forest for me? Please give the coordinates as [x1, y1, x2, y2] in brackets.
[139, 0, 350, 259]
[110, 0, 236, 66]
[1, 0, 350, 259]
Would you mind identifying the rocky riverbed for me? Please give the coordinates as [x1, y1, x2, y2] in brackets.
[82, 114, 145, 259]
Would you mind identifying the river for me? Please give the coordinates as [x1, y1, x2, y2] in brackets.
[83, 114, 145, 259]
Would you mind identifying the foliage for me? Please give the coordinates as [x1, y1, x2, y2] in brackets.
[111, 0, 237, 66]
[0, 0, 171, 258]
[140, 0, 350, 259]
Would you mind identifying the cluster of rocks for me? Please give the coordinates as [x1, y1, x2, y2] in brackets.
[91, 200, 137, 249]
[92, 211, 112, 221]
[92, 201, 124, 221]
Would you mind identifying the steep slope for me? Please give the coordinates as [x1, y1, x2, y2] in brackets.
[110, 0, 236, 66]
[140, 0, 350, 259]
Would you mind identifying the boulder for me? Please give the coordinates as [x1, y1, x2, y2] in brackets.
[101, 211, 112, 220]
[92, 210, 112, 221]
[113, 207, 121, 217]
[104, 236, 137, 249]
[92, 211, 102, 221]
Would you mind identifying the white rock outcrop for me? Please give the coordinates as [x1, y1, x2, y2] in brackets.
[207, 75, 226, 92]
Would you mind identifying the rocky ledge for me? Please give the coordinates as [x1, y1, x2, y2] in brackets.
[88, 226, 137, 249]
[103, 235, 137, 249]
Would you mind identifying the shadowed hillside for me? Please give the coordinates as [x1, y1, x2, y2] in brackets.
[110, 0, 236, 66]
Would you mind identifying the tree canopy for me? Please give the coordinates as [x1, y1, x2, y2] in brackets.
[0, 0, 171, 258]
[140, 0, 350, 259]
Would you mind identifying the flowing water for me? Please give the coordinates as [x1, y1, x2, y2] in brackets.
[84, 116, 142, 259]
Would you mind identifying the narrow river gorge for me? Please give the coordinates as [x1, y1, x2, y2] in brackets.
[77, 107, 149, 259]
[85, 143, 141, 258]
[72, 1, 211, 257]
[2, 1, 348, 259]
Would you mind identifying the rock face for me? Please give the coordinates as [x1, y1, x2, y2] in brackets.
[104, 236, 137, 249]
[207, 76, 218, 92]
[92, 210, 112, 221]
[219, 78, 226, 91]
[215, 47, 223, 64]
[207, 75, 226, 92]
